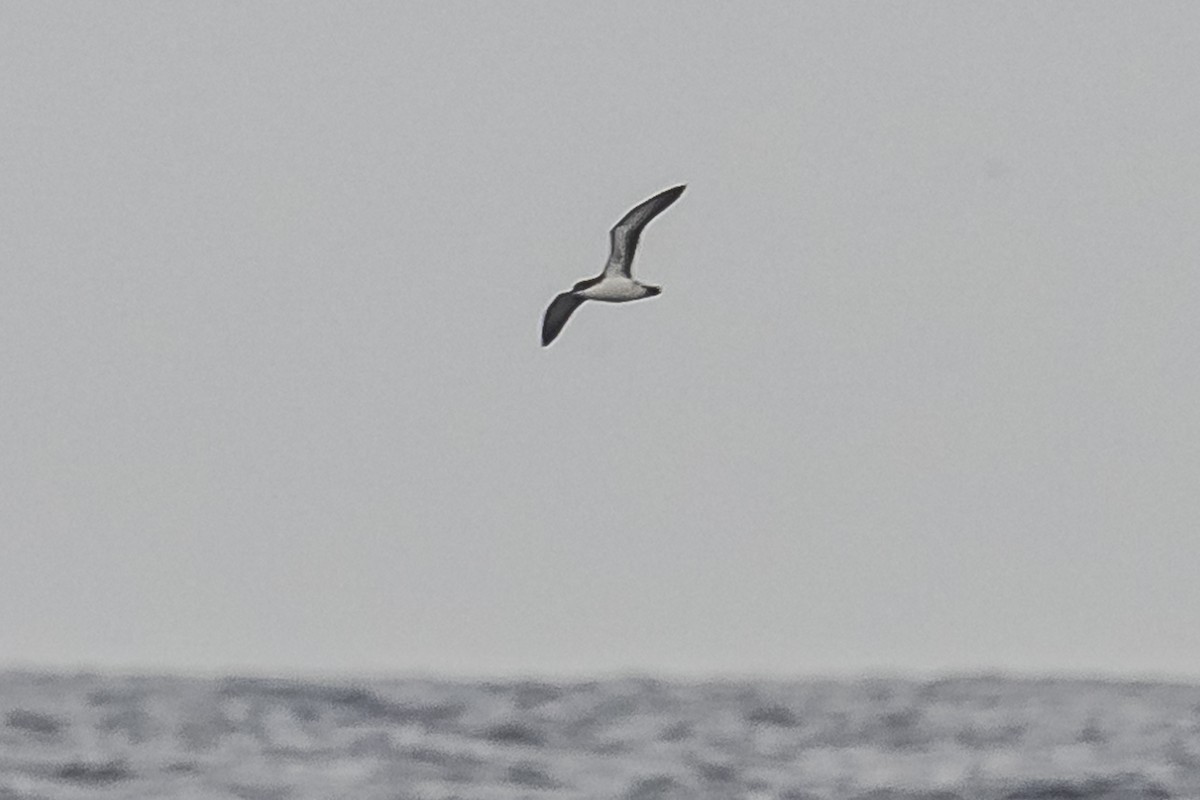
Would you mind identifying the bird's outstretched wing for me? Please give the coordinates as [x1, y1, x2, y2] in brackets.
[605, 184, 686, 278]
[542, 292, 586, 346]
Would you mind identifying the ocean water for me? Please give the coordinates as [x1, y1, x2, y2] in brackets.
[2, 672, 1198, 799]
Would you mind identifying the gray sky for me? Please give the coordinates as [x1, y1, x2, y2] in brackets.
[2, 3, 1198, 680]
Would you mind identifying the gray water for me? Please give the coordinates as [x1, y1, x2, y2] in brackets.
[2, 671, 1198, 799]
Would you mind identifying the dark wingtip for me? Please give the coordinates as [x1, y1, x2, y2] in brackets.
[647, 184, 685, 211]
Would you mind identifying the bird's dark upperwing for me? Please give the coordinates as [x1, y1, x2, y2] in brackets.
[541, 292, 586, 347]
[605, 184, 686, 278]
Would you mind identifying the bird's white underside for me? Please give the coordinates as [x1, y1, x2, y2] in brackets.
[577, 276, 655, 302]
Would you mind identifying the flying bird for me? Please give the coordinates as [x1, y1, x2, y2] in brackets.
[541, 184, 686, 347]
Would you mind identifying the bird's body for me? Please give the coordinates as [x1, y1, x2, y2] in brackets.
[575, 275, 659, 302]
[541, 184, 685, 346]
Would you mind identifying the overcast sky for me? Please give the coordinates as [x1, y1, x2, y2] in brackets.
[2, 3, 1198, 680]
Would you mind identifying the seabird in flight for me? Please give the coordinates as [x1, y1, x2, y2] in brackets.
[541, 184, 686, 347]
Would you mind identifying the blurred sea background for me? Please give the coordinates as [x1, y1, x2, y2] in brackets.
[2, 670, 1198, 800]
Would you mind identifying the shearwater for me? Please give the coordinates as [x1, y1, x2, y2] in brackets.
[541, 184, 686, 347]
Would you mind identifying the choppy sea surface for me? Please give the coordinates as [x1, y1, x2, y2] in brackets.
[2, 671, 1199, 799]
